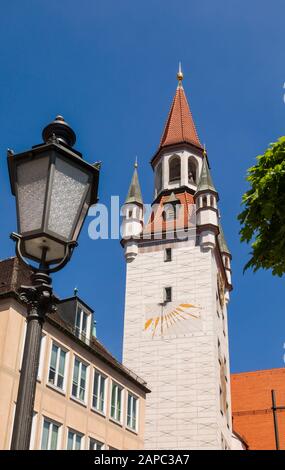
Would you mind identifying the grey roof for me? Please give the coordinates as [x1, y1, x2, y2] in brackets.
[218, 223, 231, 255]
[125, 167, 143, 205]
[196, 157, 217, 193]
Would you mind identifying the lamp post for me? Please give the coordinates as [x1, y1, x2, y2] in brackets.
[8, 115, 100, 450]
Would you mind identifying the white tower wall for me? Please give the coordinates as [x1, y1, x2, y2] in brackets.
[123, 240, 232, 449]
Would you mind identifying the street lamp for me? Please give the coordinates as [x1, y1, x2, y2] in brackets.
[8, 115, 100, 450]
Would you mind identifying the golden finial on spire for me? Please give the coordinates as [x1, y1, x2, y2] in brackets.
[203, 143, 207, 158]
[134, 156, 138, 168]
[177, 62, 184, 86]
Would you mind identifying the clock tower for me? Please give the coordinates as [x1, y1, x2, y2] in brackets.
[122, 66, 233, 450]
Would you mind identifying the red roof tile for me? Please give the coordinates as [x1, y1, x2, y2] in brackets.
[159, 84, 202, 150]
[142, 191, 195, 238]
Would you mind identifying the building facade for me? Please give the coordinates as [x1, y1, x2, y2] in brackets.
[0, 257, 149, 450]
[122, 68, 234, 449]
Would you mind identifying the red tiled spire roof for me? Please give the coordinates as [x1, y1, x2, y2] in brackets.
[159, 65, 203, 151]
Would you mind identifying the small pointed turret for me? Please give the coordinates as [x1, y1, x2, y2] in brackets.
[125, 159, 143, 206]
[196, 155, 217, 194]
[122, 160, 144, 262]
[195, 154, 219, 250]
[218, 223, 230, 255]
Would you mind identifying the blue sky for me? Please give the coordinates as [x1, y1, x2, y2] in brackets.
[0, 0, 284, 372]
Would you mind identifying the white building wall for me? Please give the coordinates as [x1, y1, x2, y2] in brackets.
[123, 239, 232, 450]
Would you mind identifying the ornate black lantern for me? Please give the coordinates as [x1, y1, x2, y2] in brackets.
[8, 115, 100, 268]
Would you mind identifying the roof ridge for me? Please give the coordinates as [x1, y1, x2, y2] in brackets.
[231, 367, 285, 377]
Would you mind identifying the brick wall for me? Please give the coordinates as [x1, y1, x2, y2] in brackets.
[231, 368, 285, 450]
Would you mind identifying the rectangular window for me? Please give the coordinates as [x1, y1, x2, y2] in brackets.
[92, 370, 106, 413]
[164, 287, 172, 303]
[164, 248, 172, 262]
[72, 357, 88, 402]
[89, 438, 104, 450]
[67, 429, 83, 450]
[48, 342, 67, 390]
[111, 382, 123, 422]
[41, 418, 60, 450]
[127, 393, 138, 431]
[75, 306, 89, 339]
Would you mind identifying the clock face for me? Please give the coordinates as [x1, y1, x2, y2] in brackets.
[144, 301, 203, 339]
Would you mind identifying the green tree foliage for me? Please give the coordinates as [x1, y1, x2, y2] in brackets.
[238, 137, 285, 276]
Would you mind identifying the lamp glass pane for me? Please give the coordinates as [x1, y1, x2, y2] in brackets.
[17, 156, 49, 233]
[48, 157, 90, 240]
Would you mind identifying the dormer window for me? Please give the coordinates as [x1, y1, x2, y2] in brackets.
[169, 156, 181, 183]
[75, 305, 90, 340]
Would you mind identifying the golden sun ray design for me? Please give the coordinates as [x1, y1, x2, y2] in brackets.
[144, 302, 201, 338]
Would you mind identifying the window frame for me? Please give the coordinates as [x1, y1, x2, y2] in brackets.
[164, 286, 172, 303]
[89, 437, 104, 450]
[92, 368, 107, 415]
[188, 157, 197, 185]
[66, 428, 84, 450]
[48, 341, 68, 392]
[169, 155, 181, 183]
[75, 305, 91, 340]
[126, 392, 139, 433]
[40, 416, 61, 450]
[71, 356, 89, 404]
[164, 248, 172, 262]
[156, 162, 163, 193]
[110, 381, 124, 424]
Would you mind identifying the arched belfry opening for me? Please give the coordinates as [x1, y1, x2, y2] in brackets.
[188, 157, 197, 185]
[169, 155, 181, 183]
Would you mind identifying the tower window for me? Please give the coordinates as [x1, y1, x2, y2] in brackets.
[164, 287, 172, 303]
[128, 209, 133, 218]
[188, 158, 197, 184]
[164, 248, 172, 262]
[210, 195, 214, 207]
[169, 156, 181, 183]
[202, 196, 207, 207]
[156, 163, 162, 192]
